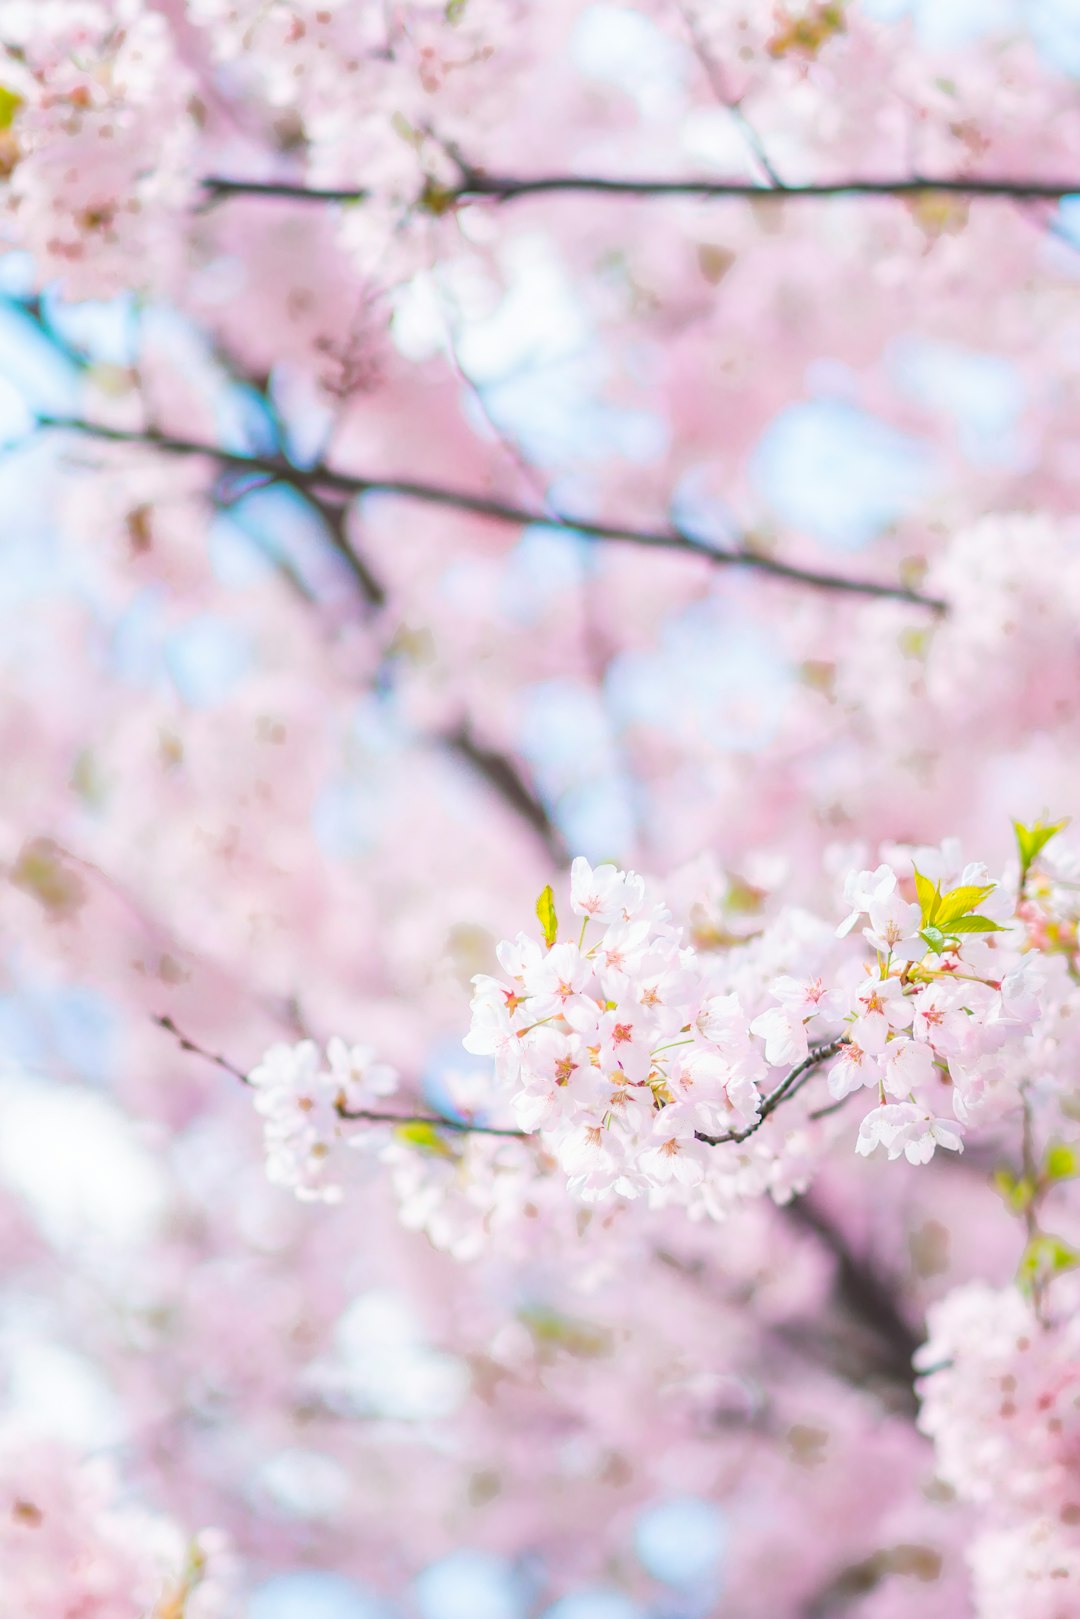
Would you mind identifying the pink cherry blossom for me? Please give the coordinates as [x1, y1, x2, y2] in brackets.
[11, 9, 1080, 1616]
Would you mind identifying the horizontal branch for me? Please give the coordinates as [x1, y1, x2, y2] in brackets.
[155, 1013, 528, 1138]
[334, 1104, 525, 1137]
[160, 1012, 862, 1181]
[696, 1036, 845, 1146]
[201, 170, 1080, 208]
[38, 418, 946, 612]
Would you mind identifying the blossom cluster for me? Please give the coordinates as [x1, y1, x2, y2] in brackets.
[248, 1036, 399, 1202]
[917, 1283, 1080, 1617]
[380, 1129, 542, 1262]
[0, 1437, 236, 1618]
[247, 1035, 549, 1254]
[465, 857, 769, 1203]
[0, 0, 197, 296]
[248, 830, 1070, 1234]
[463, 846, 1045, 1209]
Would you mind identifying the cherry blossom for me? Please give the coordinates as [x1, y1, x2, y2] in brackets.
[8, 6, 1080, 1616]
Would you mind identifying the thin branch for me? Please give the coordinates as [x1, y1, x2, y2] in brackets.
[37, 418, 946, 612]
[334, 1105, 526, 1138]
[456, 170, 1080, 205]
[154, 1014, 250, 1083]
[201, 170, 1080, 207]
[696, 1036, 845, 1146]
[158, 1008, 850, 1151]
[304, 488, 387, 610]
[672, 0, 784, 188]
[154, 1013, 528, 1137]
[202, 177, 373, 204]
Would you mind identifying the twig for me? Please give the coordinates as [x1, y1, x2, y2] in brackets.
[154, 1013, 529, 1137]
[154, 1014, 250, 1084]
[201, 170, 1080, 207]
[672, 0, 784, 188]
[335, 1104, 526, 1137]
[37, 418, 947, 611]
[696, 1037, 845, 1146]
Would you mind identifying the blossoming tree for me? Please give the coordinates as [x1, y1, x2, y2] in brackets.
[3, 2, 1080, 1615]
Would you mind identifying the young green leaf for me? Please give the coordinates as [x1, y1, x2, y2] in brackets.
[0, 86, 22, 131]
[993, 1167, 1035, 1214]
[1014, 817, 1069, 885]
[934, 883, 997, 926]
[913, 867, 940, 927]
[946, 915, 1006, 934]
[517, 1305, 612, 1358]
[1045, 1142, 1080, 1182]
[394, 1121, 454, 1157]
[1018, 1231, 1080, 1287]
[920, 925, 948, 955]
[535, 884, 558, 948]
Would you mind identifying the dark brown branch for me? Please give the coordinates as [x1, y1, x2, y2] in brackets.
[801, 1542, 943, 1619]
[454, 170, 1080, 205]
[303, 488, 387, 610]
[442, 723, 568, 867]
[154, 1014, 250, 1083]
[696, 1037, 845, 1146]
[334, 1105, 526, 1138]
[785, 1192, 922, 1412]
[38, 418, 946, 612]
[202, 177, 373, 204]
[154, 1013, 528, 1138]
[201, 169, 1080, 207]
[35, 410, 577, 856]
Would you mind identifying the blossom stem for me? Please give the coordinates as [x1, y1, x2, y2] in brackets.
[695, 1037, 846, 1147]
[155, 1013, 529, 1138]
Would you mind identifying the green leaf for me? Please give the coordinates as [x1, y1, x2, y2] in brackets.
[1018, 1231, 1080, 1286]
[1045, 1142, 1080, 1182]
[394, 1121, 453, 1158]
[535, 884, 558, 949]
[913, 867, 940, 927]
[517, 1305, 612, 1358]
[11, 836, 86, 918]
[946, 915, 1007, 934]
[1014, 817, 1069, 883]
[935, 883, 997, 926]
[0, 86, 22, 131]
[993, 1167, 1035, 1213]
[920, 925, 948, 955]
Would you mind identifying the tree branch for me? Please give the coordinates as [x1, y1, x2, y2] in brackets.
[441, 723, 568, 867]
[302, 487, 387, 610]
[34, 406, 580, 857]
[201, 169, 1080, 207]
[154, 1013, 528, 1137]
[785, 1191, 921, 1412]
[696, 1037, 845, 1146]
[154, 1013, 250, 1083]
[158, 1015, 922, 1412]
[38, 418, 946, 612]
